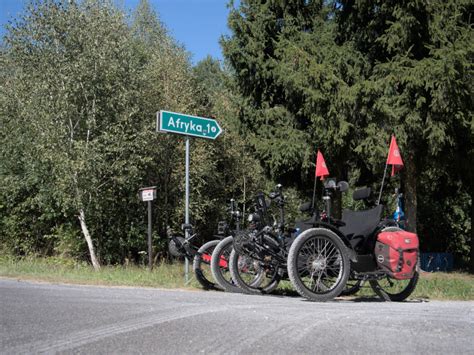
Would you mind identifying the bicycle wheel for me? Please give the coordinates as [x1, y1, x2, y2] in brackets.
[211, 236, 242, 293]
[168, 236, 186, 258]
[193, 239, 220, 290]
[228, 234, 282, 295]
[369, 272, 419, 301]
[287, 228, 350, 302]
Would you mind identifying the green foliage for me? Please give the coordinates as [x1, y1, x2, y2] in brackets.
[0, 0, 269, 264]
[223, 0, 472, 266]
[337, 0, 472, 260]
[186, 57, 269, 237]
[0, 0, 471, 269]
[222, 1, 370, 188]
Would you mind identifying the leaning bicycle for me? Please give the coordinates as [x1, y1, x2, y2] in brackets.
[228, 185, 297, 295]
[167, 224, 220, 290]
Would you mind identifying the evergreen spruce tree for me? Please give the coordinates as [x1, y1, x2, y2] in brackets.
[223, 0, 472, 268]
[337, 0, 472, 267]
[222, 0, 365, 192]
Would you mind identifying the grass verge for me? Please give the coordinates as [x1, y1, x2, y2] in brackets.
[0, 255, 201, 289]
[275, 272, 474, 301]
[0, 256, 473, 300]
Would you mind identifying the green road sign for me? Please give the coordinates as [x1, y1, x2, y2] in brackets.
[157, 110, 223, 139]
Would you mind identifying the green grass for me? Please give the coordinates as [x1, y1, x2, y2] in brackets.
[0, 255, 202, 289]
[276, 272, 474, 301]
[410, 272, 474, 300]
[1, 255, 473, 300]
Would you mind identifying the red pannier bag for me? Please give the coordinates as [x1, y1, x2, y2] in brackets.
[374, 231, 419, 280]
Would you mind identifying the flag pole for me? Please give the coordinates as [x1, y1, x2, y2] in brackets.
[377, 163, 389, 205]
[311, 175, 317, 210]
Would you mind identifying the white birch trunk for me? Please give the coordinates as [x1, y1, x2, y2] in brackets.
[78, 208, 101, 271]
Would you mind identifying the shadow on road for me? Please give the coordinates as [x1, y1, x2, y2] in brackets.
[262, 289, 430, 303]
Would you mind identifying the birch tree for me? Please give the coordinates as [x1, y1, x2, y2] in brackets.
[1, 0, 145, 269]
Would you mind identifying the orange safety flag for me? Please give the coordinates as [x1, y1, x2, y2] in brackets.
[386, 135, 404, 176]
[315, 150, 330, 180]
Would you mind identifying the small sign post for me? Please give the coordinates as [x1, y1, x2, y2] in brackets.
[139, 186, 157, 270]
[157, 110, 222, 282]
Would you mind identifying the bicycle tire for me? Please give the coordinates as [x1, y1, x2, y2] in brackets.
[211, 236, 242, 293]
[228, 234, 282, 295]
[369, 271, 419, 301]
[287, 228, 350, 302]
[193, 239, 220, 290]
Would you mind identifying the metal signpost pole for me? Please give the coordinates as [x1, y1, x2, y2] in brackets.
[156, 110, 222, 283]
[184, 136, 190, 283]
[138, 186, 156, 271]
[147, 200, 153, 271]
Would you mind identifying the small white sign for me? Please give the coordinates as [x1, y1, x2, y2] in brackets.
[142, 189, 154, 201]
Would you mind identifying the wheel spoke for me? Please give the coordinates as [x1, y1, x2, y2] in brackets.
[318, 239, 328, 258]
[325, 245, 338, 260]
[295, 235, 346, 295]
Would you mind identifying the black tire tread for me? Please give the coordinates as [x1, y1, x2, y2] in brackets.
[228, 242, 280, 295]
[211, 236, 242, 293]
[287, 228, 350, 302]
[193, 239, 220, 290]
[369, 271, 419, 302]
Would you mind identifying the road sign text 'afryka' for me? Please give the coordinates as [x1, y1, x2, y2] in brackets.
[157, 110, 222, 140]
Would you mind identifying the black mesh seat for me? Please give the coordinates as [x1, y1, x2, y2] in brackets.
[339, 205, 383, 249]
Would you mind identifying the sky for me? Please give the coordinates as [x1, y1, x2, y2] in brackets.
[0, 0, 234, 65]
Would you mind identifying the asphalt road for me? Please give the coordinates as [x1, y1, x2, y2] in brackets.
[1, 279, 473, 354]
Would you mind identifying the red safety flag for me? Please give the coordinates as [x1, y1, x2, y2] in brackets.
[386, 135, 404, 176]
[315, 150, 329, 180]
